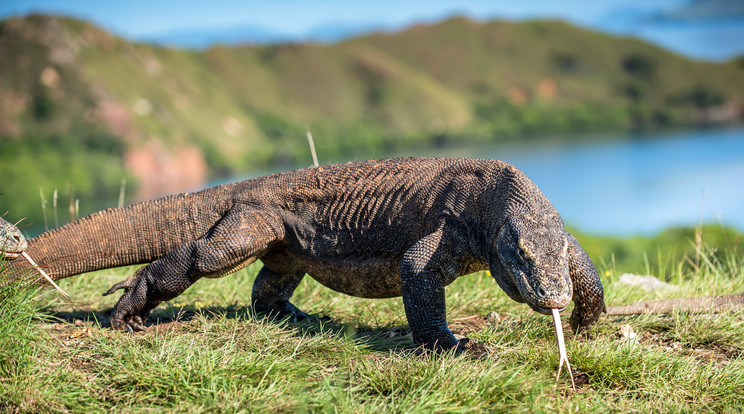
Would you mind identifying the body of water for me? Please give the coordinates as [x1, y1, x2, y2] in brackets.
[220, 126, 744, 236]
[452, 127, 744, 235]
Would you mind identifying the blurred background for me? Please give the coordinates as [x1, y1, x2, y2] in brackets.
[0, 0, 742, 270]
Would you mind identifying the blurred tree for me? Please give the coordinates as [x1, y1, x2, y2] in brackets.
[622, 54, 656, 79]
[688, 84, 724, 109]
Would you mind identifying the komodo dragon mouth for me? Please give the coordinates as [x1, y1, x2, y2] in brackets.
[529, 303, 568, 314]
[1, 251, 21, 259]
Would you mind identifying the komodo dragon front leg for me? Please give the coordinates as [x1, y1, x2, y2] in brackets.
[566, 233, 605, 332]
[104, 206, 284, 332]
[400, 226, 490, 355]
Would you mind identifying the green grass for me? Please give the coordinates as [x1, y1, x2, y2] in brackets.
[1, 243, 743, 413]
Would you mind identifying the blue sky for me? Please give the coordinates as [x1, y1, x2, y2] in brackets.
[0, 0, 683, 37]
[1, 1, 742, 61]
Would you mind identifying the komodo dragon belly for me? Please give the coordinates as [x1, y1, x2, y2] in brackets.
[274, 219, 418, 298]
[290, 253, 403, 298]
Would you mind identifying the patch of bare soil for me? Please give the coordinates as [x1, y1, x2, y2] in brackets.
[640, 331, 743, 365]
[449, 312, 508, 335]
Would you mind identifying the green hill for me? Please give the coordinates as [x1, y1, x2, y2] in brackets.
[1, 14, 743, 230]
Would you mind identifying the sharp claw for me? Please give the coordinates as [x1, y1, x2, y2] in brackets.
[103, 281, 128, 296]
[130, 315, 147, 332]
[130, 322, 146, 332]
[111, 316, 144, 333]
[552, 308, 576, 390]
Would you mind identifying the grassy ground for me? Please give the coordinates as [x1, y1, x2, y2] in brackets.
[1, 245, 743, 413]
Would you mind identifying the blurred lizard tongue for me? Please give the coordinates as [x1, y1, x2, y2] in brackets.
[21, 252, 69, 298]
[552, 308, 575, 390]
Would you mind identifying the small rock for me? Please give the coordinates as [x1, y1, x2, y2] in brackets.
[486, 311, 500, 321]
[617, 274, 680, 293]
[620, 324, 637, 342]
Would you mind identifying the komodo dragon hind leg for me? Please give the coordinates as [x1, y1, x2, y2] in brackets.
[251, 267, 309, 322]
[103, 207, 284, 332]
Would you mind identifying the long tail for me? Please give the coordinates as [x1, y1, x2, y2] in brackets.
[5, 183, 239, 281]
[606, 293, 744, 315]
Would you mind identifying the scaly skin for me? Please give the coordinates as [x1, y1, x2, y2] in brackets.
[3, 158, 606, 351]
[0, 216, 27, 260]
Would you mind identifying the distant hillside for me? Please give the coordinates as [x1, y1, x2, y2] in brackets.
[1, 14, 743, 230]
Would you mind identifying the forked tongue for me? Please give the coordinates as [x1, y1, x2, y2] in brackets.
[20, 251, 69, 298]
[551, 308, 575, 390]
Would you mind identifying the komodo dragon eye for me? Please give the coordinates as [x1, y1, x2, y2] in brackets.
[517, 247, 532, 264]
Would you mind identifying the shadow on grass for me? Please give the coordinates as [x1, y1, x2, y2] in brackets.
[39, 303, 427, 353]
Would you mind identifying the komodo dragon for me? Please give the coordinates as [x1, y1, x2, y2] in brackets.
[7, 199, 739, 328]
[1, 216, 28, 259]
[3, 157, 607, 352]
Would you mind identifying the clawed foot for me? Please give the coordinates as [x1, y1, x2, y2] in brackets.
[103, 271, 159, 333]
[111, 313, 148, 333]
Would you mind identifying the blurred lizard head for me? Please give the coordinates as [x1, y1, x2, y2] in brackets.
[491, 213, 573, 314]
[0, 216, 27, 260]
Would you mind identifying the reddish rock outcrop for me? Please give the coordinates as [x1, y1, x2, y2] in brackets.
[125, 141, 207, 200]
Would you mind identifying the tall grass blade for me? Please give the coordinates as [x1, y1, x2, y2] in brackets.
[53, 189, 58, 229]
[39, 187, 48, 231]
[306, 130, 319, 167]
[118, 177, 127, 208]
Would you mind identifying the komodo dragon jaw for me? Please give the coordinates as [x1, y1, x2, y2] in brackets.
[0, 216, 28, 259]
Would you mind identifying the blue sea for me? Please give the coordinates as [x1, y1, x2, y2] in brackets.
[221, 126, 744, 236]
[478, 127, 744, 235]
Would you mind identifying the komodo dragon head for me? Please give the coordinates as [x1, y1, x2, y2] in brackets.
[0, 216, 27, 260]
[492, 213, 572, 315]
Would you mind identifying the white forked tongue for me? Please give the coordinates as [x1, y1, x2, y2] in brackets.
[20, 251, 69, 298]
[551, 308, 575, 390]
